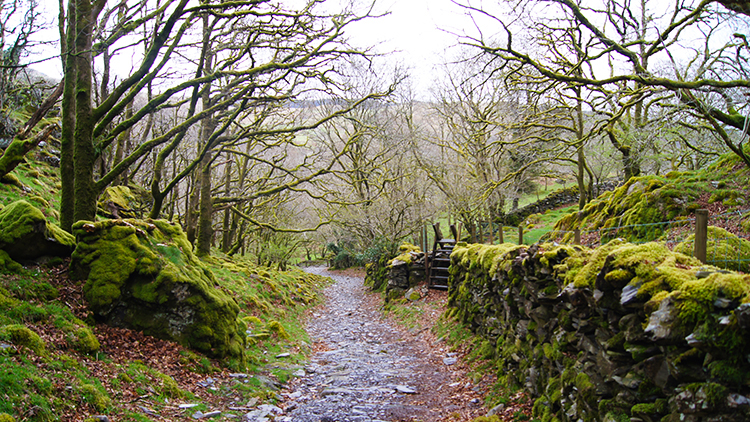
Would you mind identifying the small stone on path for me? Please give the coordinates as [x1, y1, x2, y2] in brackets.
[395, 385, 418, 394]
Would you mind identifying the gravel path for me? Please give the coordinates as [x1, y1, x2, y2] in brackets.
[279, 267, 481, 422]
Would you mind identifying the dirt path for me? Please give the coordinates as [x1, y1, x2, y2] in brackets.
[279, 266, 487, 422]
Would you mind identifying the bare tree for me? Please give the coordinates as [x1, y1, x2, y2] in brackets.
[461, 0, 750, 175]
[57, 0, 390, 238]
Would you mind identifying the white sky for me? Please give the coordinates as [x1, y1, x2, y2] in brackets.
[342, 0, 475, 96]
[28, 0, 488, 99]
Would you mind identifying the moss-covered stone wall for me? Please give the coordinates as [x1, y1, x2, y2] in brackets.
[448, 241, 750, 422]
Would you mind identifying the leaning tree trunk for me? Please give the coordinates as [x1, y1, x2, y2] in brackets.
[0, 82, 63, 178]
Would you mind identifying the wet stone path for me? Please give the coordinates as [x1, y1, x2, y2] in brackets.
[278, 267, 477, 422]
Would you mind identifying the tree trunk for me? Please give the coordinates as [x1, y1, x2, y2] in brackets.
[72, 0, 98, 223]
[186, 173, 198, 244]
[112, 101, 132, 186]
[221, 160, 233, 252]
[195, 13, 214, 257]
[59, 0, 77, 232]
[607, 129, 641, 181]
[577, 146, 588, 209]
[0, 81, 63, 179]
[195, 151, 214, 256]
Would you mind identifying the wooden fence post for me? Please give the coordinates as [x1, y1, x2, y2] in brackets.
[419, 225, 425, 253]
[695, 209, 708, 264]
[518, 225, 524, 245]
[574, 228, 581, 245]
[499, 225, 504, 244]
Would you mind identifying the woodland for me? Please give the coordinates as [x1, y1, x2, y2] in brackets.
[1, 0, 750, 261]
[0, 0, 750, 421]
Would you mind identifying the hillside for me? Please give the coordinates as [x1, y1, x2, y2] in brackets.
[0, 160, 330, 421]
[550, 152, 750, 249]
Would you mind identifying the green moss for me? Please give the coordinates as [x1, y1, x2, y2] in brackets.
[155, 373, 183, 398]
[605, 332, 625, 350]
[399, 243, 421, 253]
[79, 383, 111, 411]
[389, 252, 412, 265]
[0, 200, 75, 259]
[684, 382, 727, 408]
[708, 360, 747, 386]
[469, 416, 500, 422]
[553, 175, 705, 243]
[97, 185, 148, 218]
[741, 212, 750, 233]
[569, 239, 625, 288]
[575, 372, 595, 401]
[0, 324, 46, 355]
[71, 219, 246, 362]
[675, 272, 750, 327]
[0, 413, 15, 422]
[69, 326, 100, 354]
[0, 173, 23, 189]
[265, 320, 290, 340]
[631, 398, 667, 415]
[0, 250, 21, 273]
[604, 268, 633, 284]
[603, 412, 630, 422]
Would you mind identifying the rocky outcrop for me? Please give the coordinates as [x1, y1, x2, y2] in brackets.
[0, 200, 75, 267]
[70, 219, 246, 362]
[448, 240, 750, 422]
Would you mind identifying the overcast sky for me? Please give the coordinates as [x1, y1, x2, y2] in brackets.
[343, 0, 473, 95]
[29, 0, 488, 98]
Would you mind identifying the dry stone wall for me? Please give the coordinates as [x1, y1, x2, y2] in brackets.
[447, 241, 750, 422]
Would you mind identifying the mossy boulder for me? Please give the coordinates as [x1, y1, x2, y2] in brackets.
[70, 219, 246, 362]
[0, 324, 46, 355]
[553, 175, 701, 243]
[675, 226, 750, 273]
[0, 200, 75, 262]
[97, 185, 152, 219]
